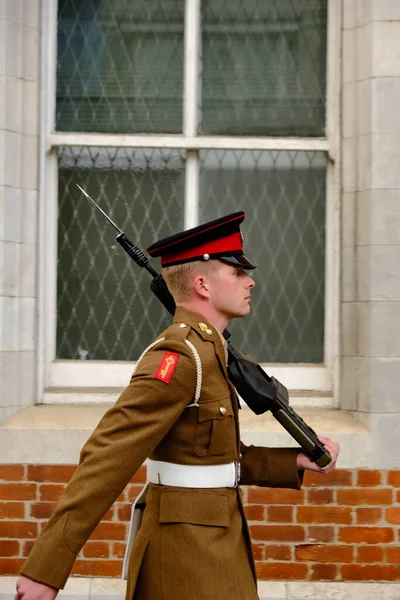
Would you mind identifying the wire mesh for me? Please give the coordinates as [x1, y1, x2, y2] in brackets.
[199, 149, 326, 362]
[56, 0, 185, 133]
[200, 0, 327, 136]
[56, 146, 185, 360]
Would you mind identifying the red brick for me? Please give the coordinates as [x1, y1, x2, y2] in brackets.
[356, 508, 382, 524]
[116, 489, 126, 502]
[89, 522, 126, 541]
[357, 470, 382, 486]
[250, 525, 305, 542]
[0, 466, 25, 482]
[0, 540, 20, 557]
[103, 507, 114, 521]
[386, 507, 400, 524]
[310, 563, 337, 580]
[0, 521, 37, 539]
[0, 502, 25, 519]
[307, 526, 335, 543]
[129, 466, 147, 484]
[295, 544, 353, 563]
[264, 545, 291, 561]
[247, 487, 304, 505]
[339, 526, 394, 544]
[244, 505, 264, 521]
[117, 503, 131, 522]
[387, 471, 400, 487]
[82, 542, 109, 559]
[127, 486, 143, 502]
[22, 540, 35, 557]
[386, 547, 400, 563]
[30, 502, 56, 519]
[71, 559, 122, 577]
[0, 558, 25, 575]
[337, 488, 392, 506]
[266, 506, 293, 523]
[256, 562, 308, 580]
[0, 483, 36, 501]
[39, 484, 65, 502]
[297, 507, 352, 524]
[341, 564, 399, 581]
[357, 546, 384, 563]
[112, 542, 126, 559]
[306, 488, 334, 504]
[27, 465, 76, 483]
[304, 470, 352, 487]
[251, 543, 263, 561]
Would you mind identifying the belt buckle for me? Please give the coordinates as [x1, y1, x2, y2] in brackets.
[234, 461, 241, 487]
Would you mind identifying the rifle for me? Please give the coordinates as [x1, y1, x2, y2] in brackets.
[77, 185, 331, 468]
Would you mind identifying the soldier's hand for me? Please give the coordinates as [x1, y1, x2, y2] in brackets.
[15, 576, 58, 600]
[296, 436, 340, 474]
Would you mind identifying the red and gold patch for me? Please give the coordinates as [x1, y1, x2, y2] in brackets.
[155, 352, 180, 384]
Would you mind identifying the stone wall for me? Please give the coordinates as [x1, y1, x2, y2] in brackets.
[0, 1, 40, 423]
[340, 1, 400, 418]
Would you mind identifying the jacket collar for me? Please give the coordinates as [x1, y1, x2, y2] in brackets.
[173, 307, 228, 374]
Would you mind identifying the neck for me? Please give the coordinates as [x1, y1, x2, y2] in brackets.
[178, 300, 228, 333]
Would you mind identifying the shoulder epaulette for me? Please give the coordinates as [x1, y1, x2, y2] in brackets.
[131, 323, 202, 406]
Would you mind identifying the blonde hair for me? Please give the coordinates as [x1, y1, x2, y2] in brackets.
[162, 260, 219, 302]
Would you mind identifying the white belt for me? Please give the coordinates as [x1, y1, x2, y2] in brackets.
[147, 459, 240, 488]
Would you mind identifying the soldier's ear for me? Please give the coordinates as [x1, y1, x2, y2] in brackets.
[193, 274, 210, 299]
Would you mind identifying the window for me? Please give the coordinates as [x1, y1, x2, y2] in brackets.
[43, 0, 338, 397]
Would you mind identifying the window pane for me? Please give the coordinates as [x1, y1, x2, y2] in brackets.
[57, 146, 185, 360]
[199, 150, 326, 363]
[56, 0, 184, 133]
[200, 0, 327, 137]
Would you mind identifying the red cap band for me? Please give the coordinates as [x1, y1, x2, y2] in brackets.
[160, 232, 243, 267]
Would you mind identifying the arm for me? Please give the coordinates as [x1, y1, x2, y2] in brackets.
[18, 338, 196, 593]
[239, 437, 340, 489]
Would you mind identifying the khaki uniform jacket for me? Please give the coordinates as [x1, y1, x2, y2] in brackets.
[21, 308, 302, 600]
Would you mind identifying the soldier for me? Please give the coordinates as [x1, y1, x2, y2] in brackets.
[16, 212, 339, 600]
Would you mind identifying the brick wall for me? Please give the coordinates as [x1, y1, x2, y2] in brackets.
[1, 465, 400, 582]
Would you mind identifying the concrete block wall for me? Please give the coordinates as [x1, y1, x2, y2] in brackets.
[0, 0, 40, 424]
[341, 0, 400, 414]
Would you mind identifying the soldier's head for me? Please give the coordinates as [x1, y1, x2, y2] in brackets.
[147, 212, 256, 324]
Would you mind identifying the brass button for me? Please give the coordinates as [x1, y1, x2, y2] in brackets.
[199, 322, 208, 332]
[178, 323, 187, 328]
[206, 328, 213, 335]
[219, 406, 227, 415]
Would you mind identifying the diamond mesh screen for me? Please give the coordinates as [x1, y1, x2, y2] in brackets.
[56, 146, 185, 360]
[200, 0, 327, 136]
[56, 0, 184, 133]
[199, 150, 326, 363]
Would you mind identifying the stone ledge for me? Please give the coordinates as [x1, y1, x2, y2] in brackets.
[0, 403, 379, 468]
[3, 404, 400, 468]
[2, 578, 400, 600]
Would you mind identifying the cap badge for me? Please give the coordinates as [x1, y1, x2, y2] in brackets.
[199, 322, 208, 332]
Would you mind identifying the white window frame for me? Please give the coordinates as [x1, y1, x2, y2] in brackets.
[37, 0, 341, 407]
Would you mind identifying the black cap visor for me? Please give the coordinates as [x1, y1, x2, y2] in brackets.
[218, 254, 257, 270]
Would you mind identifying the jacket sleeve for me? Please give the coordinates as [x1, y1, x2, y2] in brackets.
[239, 441, 303, 489]
[20, 337, 196, 590]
